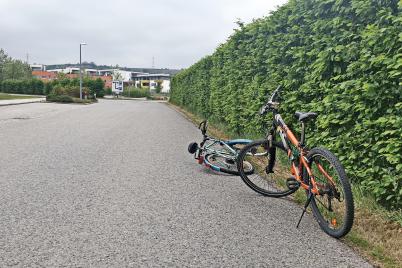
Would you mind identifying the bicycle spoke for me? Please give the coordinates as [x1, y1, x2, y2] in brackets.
[238, 140, 295, 197]
[306, 148, 353, 237]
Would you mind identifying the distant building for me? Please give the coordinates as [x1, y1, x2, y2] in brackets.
[31, 66, 171, 92]
[30, 64, 46, 71]
[63, 67, 80, 74]
[132, 73, 171, 93]
[47, 69, 63, 74]
[131, 72, 149, 78]
[85, 69, 98, 76]
[97, 69, 113, 76]
[99, 75, 113, 88]
[98, 69, 132, 82]
[32, 71, 56, 81]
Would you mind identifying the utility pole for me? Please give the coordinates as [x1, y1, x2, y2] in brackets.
[79, 43, 87, 100]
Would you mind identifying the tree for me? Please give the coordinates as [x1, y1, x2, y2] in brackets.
[112, 70, 123, 81]
[92, 78, 105, 97]
[0, 48, 10, 65]
[0, 48, 11, 81]
[2, 59, 32, 80]
[0, 48, 31, 80]
[56, 72, 67, 80]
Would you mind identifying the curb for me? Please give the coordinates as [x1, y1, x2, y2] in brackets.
[103, 97, 147, 101]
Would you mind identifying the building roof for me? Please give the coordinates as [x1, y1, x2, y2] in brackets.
[136, 73, 170, 77]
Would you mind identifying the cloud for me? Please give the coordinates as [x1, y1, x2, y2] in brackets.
[0, 0, 287, 69]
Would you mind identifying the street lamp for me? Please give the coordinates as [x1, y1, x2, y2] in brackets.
[79, 42, 87, 99]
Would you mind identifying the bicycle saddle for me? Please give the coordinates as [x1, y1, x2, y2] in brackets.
[294, 111, 318, 122]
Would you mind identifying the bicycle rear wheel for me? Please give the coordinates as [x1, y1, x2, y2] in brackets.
[306, 147, 354, 238]
[237, 139, 296, 197]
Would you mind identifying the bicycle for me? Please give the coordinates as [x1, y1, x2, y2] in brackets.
[237, 86, 354, 238]
[188, 120, 257, 175]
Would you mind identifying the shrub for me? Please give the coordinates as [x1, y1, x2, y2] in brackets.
[47, 83, 98, 104]
[51, 85, 90, 98]
[46, 94, 97, 104]
[46, 94, 74, 103]
[122, 87, 150, 98]
[43, 77, 105, 97]
[170, 0, 402, 209]
[105, 87, 112, 95]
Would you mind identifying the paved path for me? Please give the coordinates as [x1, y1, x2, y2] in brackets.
[0, 100, 371, 267]
[0, 97, 45, 106]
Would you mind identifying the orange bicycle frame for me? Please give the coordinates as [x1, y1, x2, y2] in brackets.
[273, 114, 323, 194]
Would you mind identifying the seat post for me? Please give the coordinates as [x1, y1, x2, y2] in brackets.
[300, 122, 306, 146]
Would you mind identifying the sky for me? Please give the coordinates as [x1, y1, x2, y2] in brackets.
[0, 0, 288, 69]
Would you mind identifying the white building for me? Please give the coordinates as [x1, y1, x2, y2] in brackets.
[47, 67, 80, 74]
[132, 73, 171, 93]
[30, 64, 46, 71]
[47, 69, 64, 74]
[85, 69, 98, 76]
[98, 69, 132, 82]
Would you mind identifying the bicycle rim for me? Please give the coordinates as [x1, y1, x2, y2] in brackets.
[238, 140, 295, 197]
[307, 148, 354, 238]
[205, 154, 246, 175]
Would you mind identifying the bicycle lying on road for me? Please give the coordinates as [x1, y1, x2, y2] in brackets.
[237, 86, 354, 238]
[188, 120, 258, 175]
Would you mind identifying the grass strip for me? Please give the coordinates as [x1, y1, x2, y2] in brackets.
[0, 93, 40, 100]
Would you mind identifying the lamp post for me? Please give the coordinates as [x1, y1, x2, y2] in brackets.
[79, 42, 87, 99]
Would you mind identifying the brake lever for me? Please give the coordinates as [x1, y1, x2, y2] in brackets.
[259, 105, 267, 115]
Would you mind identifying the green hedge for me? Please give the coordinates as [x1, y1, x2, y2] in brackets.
[122, 87, 151, 98]
[0, 77, 105, 98]
[0, 79, 44, 95]
[170, 0, 401, 209]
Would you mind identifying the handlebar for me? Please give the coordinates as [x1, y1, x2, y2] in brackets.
[269, 86, 281, 103]
[259, 86, 282, 115]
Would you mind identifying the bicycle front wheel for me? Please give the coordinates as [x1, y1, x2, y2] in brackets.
[237, 139, 296, 197]
[306, 147, 354, 238]
[205, 153, 253, 175]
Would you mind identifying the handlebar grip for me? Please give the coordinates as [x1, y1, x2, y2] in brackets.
[199, 120, 208, 135]
[199, 120, 206, 129]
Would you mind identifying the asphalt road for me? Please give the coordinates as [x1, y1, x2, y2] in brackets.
[0, 100, 371, 267]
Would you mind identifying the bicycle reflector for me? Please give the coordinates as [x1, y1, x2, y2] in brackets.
[188, 142, 198, 154]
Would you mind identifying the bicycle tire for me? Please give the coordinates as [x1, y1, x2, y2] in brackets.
[237, 139, 296, 197]
[305, 147, 354, 238]
[205, 153, 254, 175]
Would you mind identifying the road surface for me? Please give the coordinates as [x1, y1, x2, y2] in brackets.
[0, 100, 371, 267]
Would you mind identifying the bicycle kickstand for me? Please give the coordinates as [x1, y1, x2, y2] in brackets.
[296, 191, 314, 228]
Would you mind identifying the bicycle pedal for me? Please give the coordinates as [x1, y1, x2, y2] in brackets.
[286, 177, 300, 190]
